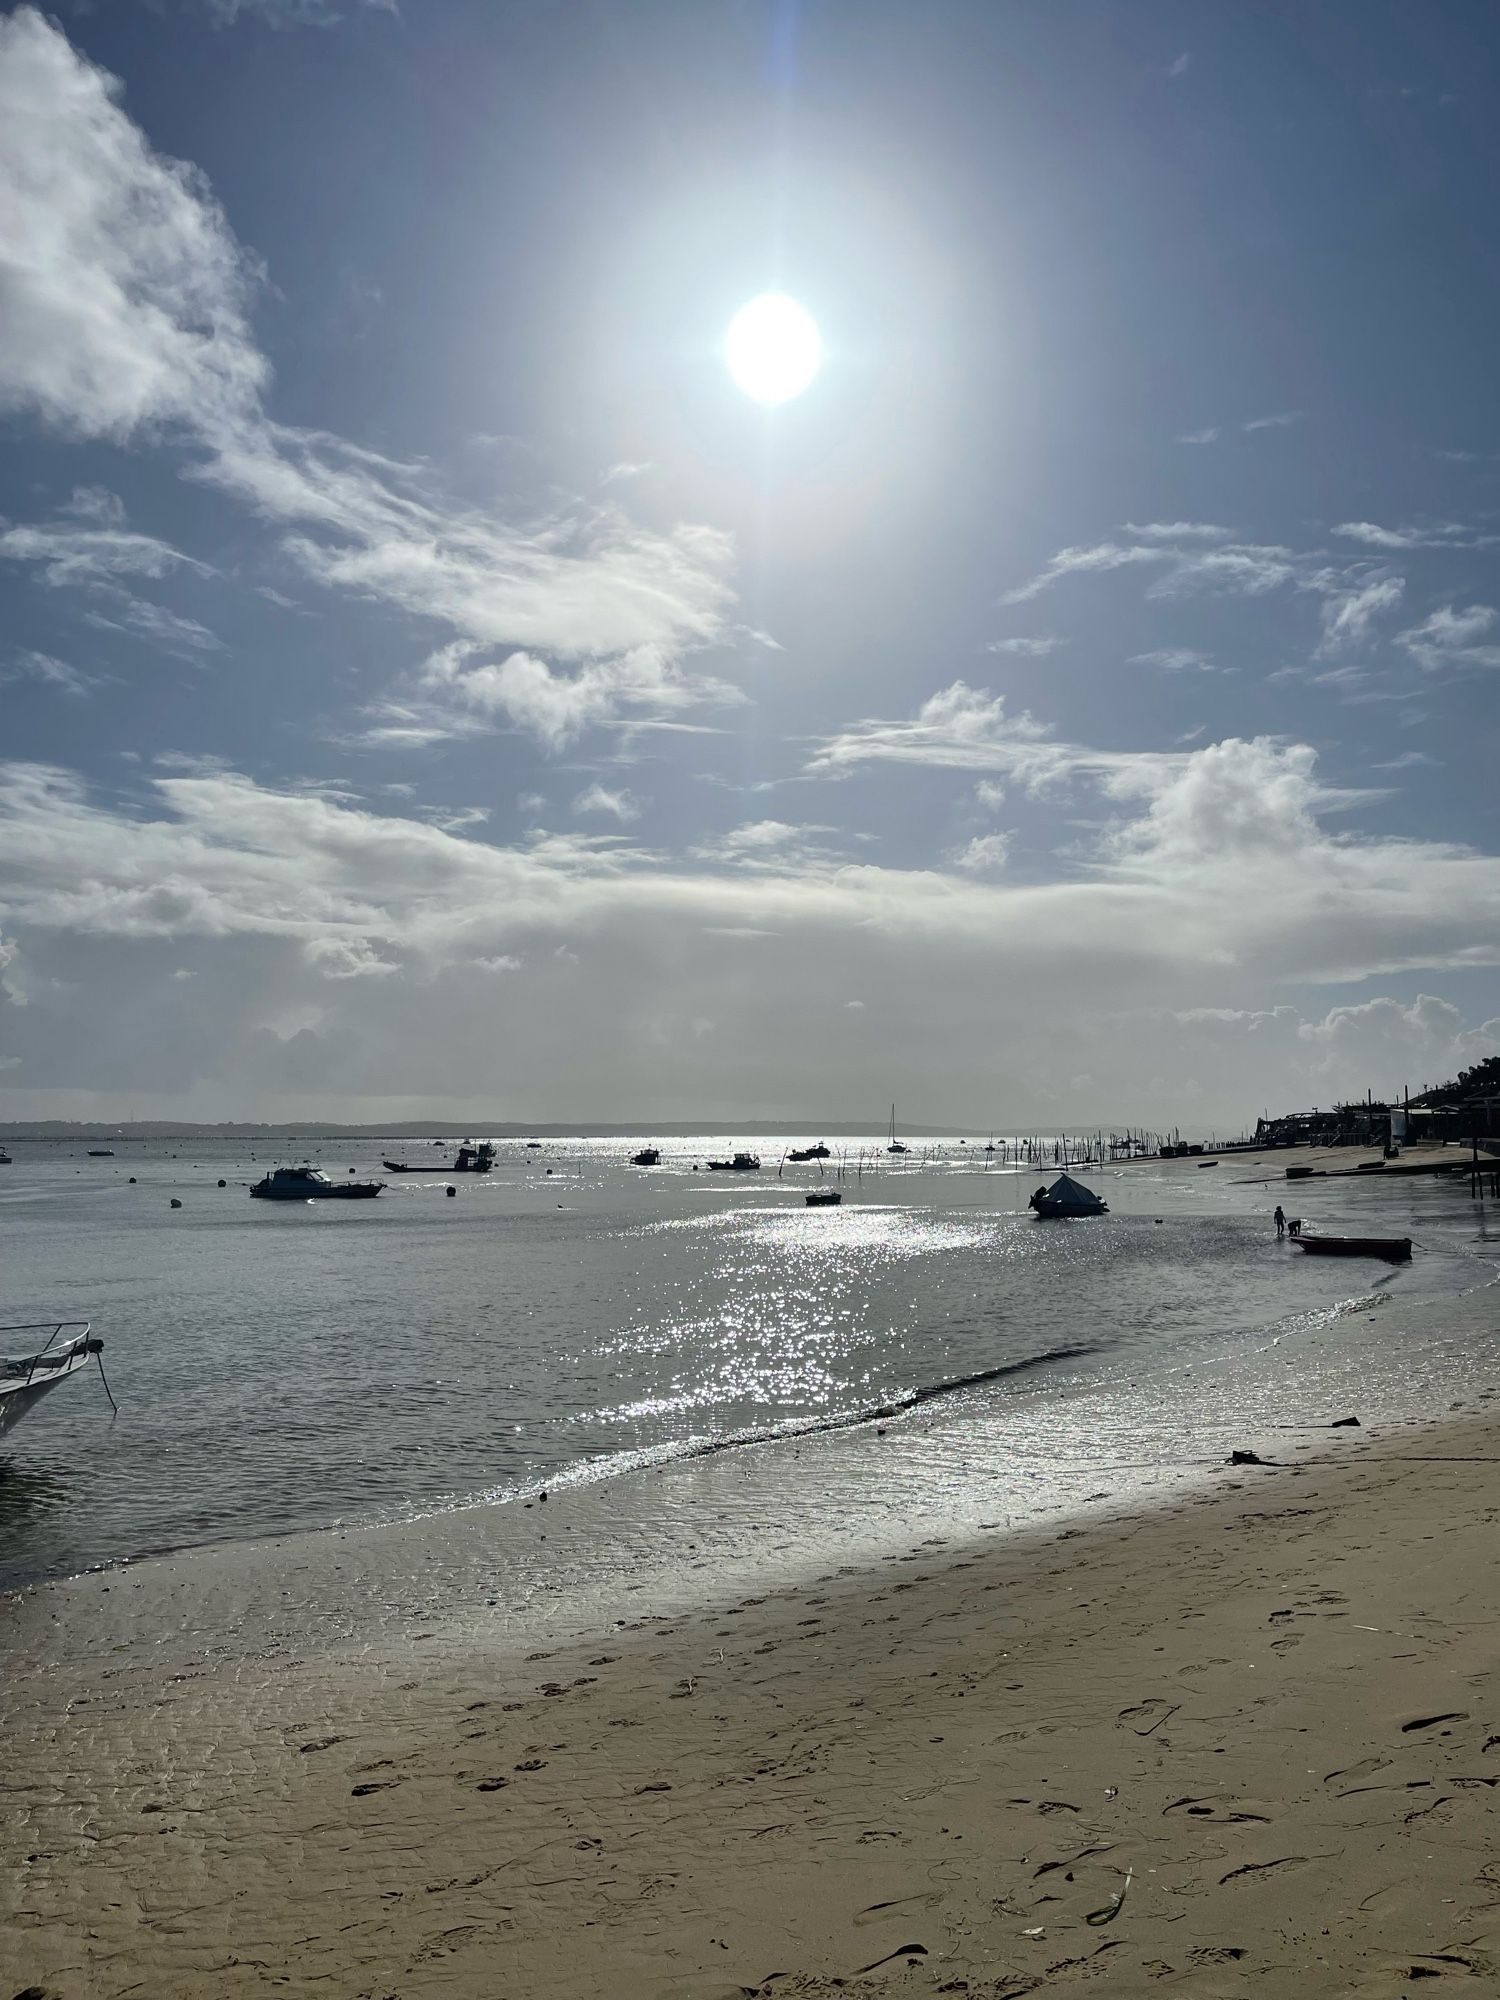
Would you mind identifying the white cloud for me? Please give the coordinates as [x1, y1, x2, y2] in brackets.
[1129, 649, 1220, 673]
[987, 635, 1061, 655]
[1006, 534, 1305, 605]
[3, 650, 94, 698]
[1398, 604, 1500, 672]
[0, 9, 266, 439]
[1167, 51, 1191, 78]
[1145, 544, 1299, 598]
[974, 779, 1007, 811]
[806, 681, 1185, 796]
[411, 639, 743, 750]
[949, 831, 1012, 874]
[1315, 573, 1404, 656]
[573, 783, 641, 823]
[1176, 427, 1220, 446]
[0, 12, 739, 744]
[1242, 411, 1305, 432]
[1002, 541, 1170, 603]
[2, 757, 1499, 1121]
[303, 935, 399, 980]
[82, 594, 222, 656]
[692, 820, 843, 868]
[1105, 737, 1360, 872]
[1170, 994, 1500, 1104]
[0, 512, 202, 588]
[1333, 520, 1494, 551]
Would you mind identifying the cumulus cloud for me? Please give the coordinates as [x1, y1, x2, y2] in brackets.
[1169, 994, 1500, 1107]
[572, 783, 641, 823]
[410, 637, 742, 750]
[987, 635, 1060, 655]
[303, 935, 399, 980]
[948, 831, 1012, 874]
[2, 755, 1498, 1120]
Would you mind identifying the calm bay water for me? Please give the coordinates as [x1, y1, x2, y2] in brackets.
[1, 1134, 1496, 1591]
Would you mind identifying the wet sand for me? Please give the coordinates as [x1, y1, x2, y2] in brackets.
[7, 1369, 1500, 1998]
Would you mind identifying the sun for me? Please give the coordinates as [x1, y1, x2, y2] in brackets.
[725, 293, 822, 405]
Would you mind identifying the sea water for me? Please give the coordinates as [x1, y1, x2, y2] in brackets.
[1, 1135, 1496, 1592]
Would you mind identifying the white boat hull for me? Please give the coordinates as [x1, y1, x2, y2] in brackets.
[0, 1330, 101, 1438]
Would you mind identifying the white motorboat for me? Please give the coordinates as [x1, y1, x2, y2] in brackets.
[250, 1165, 384, 1200]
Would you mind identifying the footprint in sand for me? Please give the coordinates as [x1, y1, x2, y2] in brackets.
[1118, 1699, 1179, 1735]
[1324, 1756, 1389, 1790]
[853, 1891, 944, 1925]
[1164, 1795, 1271, 1824]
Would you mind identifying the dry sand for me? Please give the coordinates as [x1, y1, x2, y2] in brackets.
[6, 1391, 1500, 1999]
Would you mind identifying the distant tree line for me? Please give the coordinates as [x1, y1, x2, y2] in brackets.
[1411, 1054, 1500, 1107]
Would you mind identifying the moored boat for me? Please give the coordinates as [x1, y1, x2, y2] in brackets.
[788, 1143, 830, 1162]
[383, 1159, 415, 1173]
[1028, 1172, 1109, 1219]
[452, 1140, 497, 1173]
[805, 1186, 842, 1206]
[1295, 1234, 1412, 1262]
[251, 1165, 384, 1200]
[707, 1152, 760, 1171]
[630, 1146, 661, 1166]
[1, 1321, 109, 1438]
[886, 1103, 907, 1155]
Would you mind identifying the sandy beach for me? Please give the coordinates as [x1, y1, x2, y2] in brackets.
[7, 1329, 1500, 1999]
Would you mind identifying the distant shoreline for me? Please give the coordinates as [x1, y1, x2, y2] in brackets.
[0, 1118, 1110, 1142]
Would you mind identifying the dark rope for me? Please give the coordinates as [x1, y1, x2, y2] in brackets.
[95, 1347, 119, 1416]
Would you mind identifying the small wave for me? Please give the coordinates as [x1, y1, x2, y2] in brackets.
[436, 1340, 1108, 1519]
[907, 1343, 1100, 1406]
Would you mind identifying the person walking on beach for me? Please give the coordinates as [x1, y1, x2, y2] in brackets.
[1274, 1204, 1286, 1237]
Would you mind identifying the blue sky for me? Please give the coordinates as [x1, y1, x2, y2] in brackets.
[1, 0, 1498, 1126]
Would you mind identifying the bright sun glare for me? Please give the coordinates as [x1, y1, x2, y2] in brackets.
[725, 293, 822, 405]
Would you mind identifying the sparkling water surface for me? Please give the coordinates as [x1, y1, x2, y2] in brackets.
[1, 1135, 1495, 1590]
